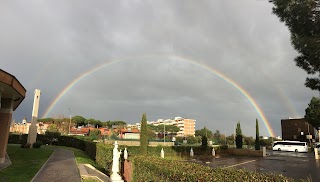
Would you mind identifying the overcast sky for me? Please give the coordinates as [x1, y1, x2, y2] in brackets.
[1, 0, 318, 137]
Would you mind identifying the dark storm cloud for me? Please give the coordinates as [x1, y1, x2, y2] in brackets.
[1, 0, 318, 137]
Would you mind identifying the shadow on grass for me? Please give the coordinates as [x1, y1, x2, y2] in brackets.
[0, 144, 53, 182]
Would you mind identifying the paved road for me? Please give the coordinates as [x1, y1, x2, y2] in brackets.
[31, 148, 81, 182]
[194, 151, 320, 181]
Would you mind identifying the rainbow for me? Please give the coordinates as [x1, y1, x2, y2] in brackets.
[42, 54, 275, 137]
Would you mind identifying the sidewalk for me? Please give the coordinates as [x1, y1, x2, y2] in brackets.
[31, 147, 82, 182]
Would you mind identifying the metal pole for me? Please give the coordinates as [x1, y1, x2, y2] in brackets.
[164, 123, 166, 143]
[234, 123, 236, 148]
[68, 108, 71, 135]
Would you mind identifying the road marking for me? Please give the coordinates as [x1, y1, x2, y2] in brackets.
[223, 159, 256, 168]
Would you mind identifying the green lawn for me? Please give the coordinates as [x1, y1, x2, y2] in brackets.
[0, 144, 53, 182]
[0, 144, 104, 182]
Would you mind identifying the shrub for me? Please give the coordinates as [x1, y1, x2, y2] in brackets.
[85, 141, 97, 160]
[55, 136, 86, 150]
[9, 134, 27, 144]
[132, 156, 295, 182]
[37, 134, 53, 145]
[95, 143, 113, 175]
[21, 143, 31, 148]
[220, 145, 228, 150]
[33, 141, 43, 148]
[45, 131, 61, 138]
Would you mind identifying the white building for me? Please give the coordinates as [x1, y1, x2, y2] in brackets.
[128, 116, 196, 137]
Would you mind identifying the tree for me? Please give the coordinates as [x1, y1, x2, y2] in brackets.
[47, 124, 58, 132]
[146, 125, 156, 139]
[235, 121, 243, 149]
[305, 97, 320, 129]
[212, 130, 224, 144]
[38, 118, 54, 123]
[73, 115, 86, 126]
[163, 125, 180, 133]
[236, 122, 242, 136]
[244, 136, 255, 147]
[195, 127, 213, 138]
[89, 129, 101, 141]
[201, 135, 208, 147]
[271, 0, 320, 91]
[105, 120, 127, 129]
[140, 113, 148, 155]
[255, 119, 260, 150]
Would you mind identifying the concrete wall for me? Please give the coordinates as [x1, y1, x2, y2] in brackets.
[227, 148, 263, 157]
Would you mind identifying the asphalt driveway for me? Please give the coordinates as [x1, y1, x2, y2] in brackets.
[195, 150, 320, 181]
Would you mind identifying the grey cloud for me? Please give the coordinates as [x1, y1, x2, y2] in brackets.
[2, 0, 318, 137]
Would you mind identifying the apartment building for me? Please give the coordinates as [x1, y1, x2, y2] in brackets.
[128, 116, 195, 137]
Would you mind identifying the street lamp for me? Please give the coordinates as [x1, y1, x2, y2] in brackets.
[164, 123, 166, 143]
[68, 108, 71, 135]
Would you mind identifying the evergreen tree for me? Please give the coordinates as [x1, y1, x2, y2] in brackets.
[235, 121, 243, 149]
[140, 113, 148, 155]
[236, 122, 242, 136]
[305, 97, 320, 129]
[255, 119, 260, 150]
[271, 0, 320, 91]
[201, 135, 208, 148]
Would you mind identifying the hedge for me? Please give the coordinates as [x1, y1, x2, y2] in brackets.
[132, 156, 295, 182]
[95, 143, 114, 175]
[8, 134, 96, 161]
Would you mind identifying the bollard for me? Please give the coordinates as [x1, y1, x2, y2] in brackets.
[161, 148, 164, 158]
[190, 148, 194, 157]
[315, 148, 319, 160]
[124, 148, 128, 160]
[263, 147, 266, 157]
[212, 148, 215, 157]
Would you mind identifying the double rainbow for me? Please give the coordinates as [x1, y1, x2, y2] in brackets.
[42, 54, 275, 137]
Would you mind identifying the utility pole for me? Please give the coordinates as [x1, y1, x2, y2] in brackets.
[164, 123, 166, 143]
[68, 108, 71, 135]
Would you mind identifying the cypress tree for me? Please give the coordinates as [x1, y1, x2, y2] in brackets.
[236, 121, 242, 136]
[140, 113, 148, 155]
[201, 135, 208, 148]
[235, 121, 243, 149]
[255, 119, 260, 150]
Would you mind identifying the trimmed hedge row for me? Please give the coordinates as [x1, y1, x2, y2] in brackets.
[11, 134, 283, 181]
[8, 134, 96, 160]
[132, 156, 295, 182]
[94, 144, 203, 175]
[96, 143, 114, 175]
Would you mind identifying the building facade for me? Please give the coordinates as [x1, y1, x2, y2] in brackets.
[174, 117, 196, 137]
[10, 117, 49, 134]
[281, 118, 317, 142]
[127, 116, 196, 137]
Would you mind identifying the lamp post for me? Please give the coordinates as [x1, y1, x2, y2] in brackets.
[234, 123, 236, 148]
[68, 108, 71, 135]
[164, 123, 166, 143]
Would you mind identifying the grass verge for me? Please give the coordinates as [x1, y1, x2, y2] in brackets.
[0, 144, 53, 182]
